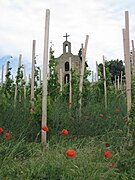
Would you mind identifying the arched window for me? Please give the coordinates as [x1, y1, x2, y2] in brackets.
[64, 74, 70, 84]
[65, 62, 69, 71]
[65, 44, 68, 53]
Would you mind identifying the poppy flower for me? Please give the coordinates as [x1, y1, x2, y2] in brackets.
[84, 116, 89, 119]
[68, 102, 72, 105]
[61, 129, 68, 135]
[66, 148, 76, 158]
[5, 133, 11, 139]
[29, 107, 35, 112]
[115, 108, 120, 113]
[109, 114, 113, 117]
[104, 151, 112, 158]
[42, 125, 48, 132]
[99, 114, 104, 117]
[109, 162, 116, 168]
[0, 127, 3, 133]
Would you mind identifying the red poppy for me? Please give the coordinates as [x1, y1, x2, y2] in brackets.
[109, 114, 113, 117]
[5, 133, 11, 139]
[61, 129, 68, 135]
[104, 151, 112, 158]
[29, 107, 35, 112]
[68, 102, 72, 105]
[0, 127, 3, 133]
[84, 116, 89, 119]
[66, 148, 76, 158]
[99, 114, 104, 117]
[42, 125, 48, 132]
[109, 162, 116, 168]
[115, 108, 120, 113]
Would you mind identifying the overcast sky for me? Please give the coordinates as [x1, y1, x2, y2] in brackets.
[0, 0, 135, 78]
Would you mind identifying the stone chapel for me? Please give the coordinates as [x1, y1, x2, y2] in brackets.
[55, 34, 84, 84]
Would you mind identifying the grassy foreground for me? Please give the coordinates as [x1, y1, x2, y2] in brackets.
[0, 95, 135, 179]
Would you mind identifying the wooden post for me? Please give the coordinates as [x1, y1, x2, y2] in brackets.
[117, 76, 120, 90]
[24, 64, 26, 99]
[131, 40, 135, 73]
[122, 11, 131, 112]
[1, 65, 4, 86]
[14, 54, 22, 102]
[96, 61, 98, 81]
[69, 57, 72, 107]
[31, 40, 36, 102]
[120, 71, 123, 90]
[114, 75, 116, 92]
[79, 35, 89, 114]
[103, 56, 107, 109]
[92, 71, 94, 83]
[29, 74, 31, 84]
[6, 61, 9, 83]
[42, 9, 50, 147]
[60, 68, 63, 93]
[95, 72, 96, 82]
[39, 68, 41, 87]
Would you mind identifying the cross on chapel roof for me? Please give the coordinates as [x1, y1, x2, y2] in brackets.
[63, 33, 70, 41]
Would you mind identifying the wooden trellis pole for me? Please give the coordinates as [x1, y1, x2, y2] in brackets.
[114, 75, 116, 92]
[103, 56, 107, 109]
[6, 61, 9, 83]
[117, 76, 120, 90]
[31, 40, 36, 103]
[120, 71, 123, 90]
[96, 61, 98, 81]
[79, 35, 89, 114]
[42, 9, 50, 147]
[69, 57, 72, 107]
[59, 68, 63, 93]
[39, 68, 41, 87]
[1, 65, 4, 86]
[92, 71, 94, 83]
[131, 40, 135, 73]
[28, 74, 31, 84]
[14, 54, 22, 102]
[24, 64, 26, 99]
[122, 11, 131, 112]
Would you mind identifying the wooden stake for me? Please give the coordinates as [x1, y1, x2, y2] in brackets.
[122, 11, 131, 112]
[103, 56, 107, 109]
[24, 64, 26, 99]
[117, 76, 120, 90]
[92, 71, 94, 83]
[69, 57, 72, 107]
[120, 71, 123, 90]
[14, 54, 22, 102]
[60, 68, 63, 93]
[131, 40, 135, 73]
[29, 74, 31, 84]
[39, 68, 41, 87]
[6, 61, 9, 83]
[42, 9, 50, 147]
[79, 35, 89, 114]
[31, 40, 36, 102]
[96, 61, 98, 81]
[1, 65, 4, 86]
[114, 75, 116, 93]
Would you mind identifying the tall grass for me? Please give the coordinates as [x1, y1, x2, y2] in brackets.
[1, 94, 135, 179]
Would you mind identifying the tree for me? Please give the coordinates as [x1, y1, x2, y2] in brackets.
[98, 59, 125, 84]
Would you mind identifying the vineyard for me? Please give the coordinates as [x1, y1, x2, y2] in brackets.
[0, 10, 135, 179]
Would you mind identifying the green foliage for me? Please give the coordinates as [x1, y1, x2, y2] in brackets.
[98, 59, 125, 84]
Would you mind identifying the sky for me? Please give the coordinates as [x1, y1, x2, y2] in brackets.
[0, 0, 135, 81]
